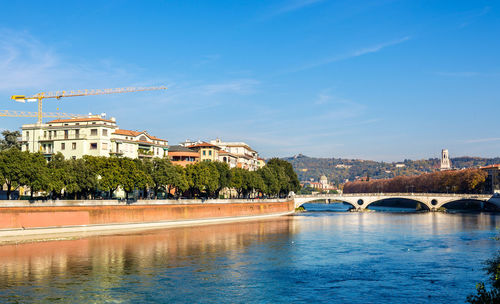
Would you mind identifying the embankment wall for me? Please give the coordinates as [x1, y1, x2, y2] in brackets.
[0, 199, 294, 230]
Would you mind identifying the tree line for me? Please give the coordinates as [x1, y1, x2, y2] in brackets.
[0, 148, 300, 200]
[343, 168, 488, 194]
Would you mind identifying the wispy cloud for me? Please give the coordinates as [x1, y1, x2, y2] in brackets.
[464, 138, 500, 144]
[287, 36, 411, 73]
[201, 79, 259, 95]
[459, 6, 491, 28]
[435, 71, 500, 77]
[273, 0, 326, 15]
[435, 71, 480, 77]
[0, 29, 138, 93]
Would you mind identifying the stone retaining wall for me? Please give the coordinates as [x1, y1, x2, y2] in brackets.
[0, 200, 294, 230]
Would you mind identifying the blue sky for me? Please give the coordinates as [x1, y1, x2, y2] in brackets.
[0, 0, 499, 161]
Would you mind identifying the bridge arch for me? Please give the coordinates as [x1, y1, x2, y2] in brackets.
[294, 197, 358, 210]
[364, 197, 431, 211]
[439, 198, 491, 211]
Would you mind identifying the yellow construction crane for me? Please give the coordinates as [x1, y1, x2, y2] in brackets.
[11, 86, 167, 124]
[0, 110, 85, 119]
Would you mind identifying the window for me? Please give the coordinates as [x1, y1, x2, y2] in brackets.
[26, 131, 29, 139]
[102, 143, 108, 150]
[90, 143, 97, 150]
[72, 142, 76, 150]
[75, 123, 79, 126]
[102, 129, 108, 136]
[61, 143, 65, 150]
[75, 129, 80, 139]
[64, 130, 69, 139]
[92, 122, 96, 125]
[203, 150, 206, 156]
[209, 150, 212, 156]
[44, 131, 47, 138]
[72, 156, 76, 160]
[91, 129, 98, 136]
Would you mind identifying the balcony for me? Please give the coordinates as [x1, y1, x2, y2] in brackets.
[138, 149, 154, 158]
[38, 134, 87, 141]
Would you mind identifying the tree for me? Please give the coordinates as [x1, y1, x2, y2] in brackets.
[230, 167, 246, 198]
[267, 158, 301, 196]
[47, 153, 71, 199]
[72, 158, 98, 199]
[95, 157, 122, 197]
[467, 238, 500, 303]
[258, 166, 280, 197]
[21, 152, 50, 199]
[0, 130, 21, 150]
[120, 158, 149, 200]
[0, 148, 28, 199]
[170, 165, 189, 197]
[147, 158, 171, 198]
[134, 158, 155, 198]
[213, 161, 231, 198]
[244, 170, 264, 198]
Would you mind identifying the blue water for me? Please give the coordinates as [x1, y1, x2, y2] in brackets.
[0, 205, 499, 303]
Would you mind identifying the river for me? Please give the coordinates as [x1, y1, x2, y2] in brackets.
[0, 204, 499, 303]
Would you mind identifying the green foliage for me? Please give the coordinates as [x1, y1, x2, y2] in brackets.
[0, 150, 298, 200]
[0, 130, 21, 151]
[47, 153, 70, 198]
[467, 240, 500, 303]
[20, 152, 50, 199]
[0, 148, 29, 199]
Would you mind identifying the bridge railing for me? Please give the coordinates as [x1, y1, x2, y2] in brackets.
[295, 193, 492, 198]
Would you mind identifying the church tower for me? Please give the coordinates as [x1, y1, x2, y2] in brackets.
[440, 149, 451, 171]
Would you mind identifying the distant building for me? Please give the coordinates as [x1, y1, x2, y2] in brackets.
[168, 145, 200, 167]
[440, 149, 451, 171]
[21, 116, 168, 160]
[302, 176, 337, 191]
[335, 164, 352, 169]
[481, 164, 500, 194]
[395, 163, 405, 168]
[320, 175, 328, 188]
[257, 157, 266, 169]
[209, 138, 260, 171]
[187, 142, 221, 162]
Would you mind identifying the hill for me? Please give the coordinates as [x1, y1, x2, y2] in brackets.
[284, 154, 500, 184]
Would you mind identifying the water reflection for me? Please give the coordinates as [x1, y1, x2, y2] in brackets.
[0, 212, 499, 303]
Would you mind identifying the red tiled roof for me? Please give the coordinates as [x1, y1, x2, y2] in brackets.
[481, 164, 500, 169]
[113, 129, 168, 142]
[188, 142, 221, 149]
[149, 135, 167, 142]
[48, 117, 115, 124]
[113, 129, 142, 137]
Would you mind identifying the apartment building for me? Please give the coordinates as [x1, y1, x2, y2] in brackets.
[187, 142, 221, 162]
[21, 116, 168, 160]
[210, 139, 260, 171]
[168, 145, 200, 167]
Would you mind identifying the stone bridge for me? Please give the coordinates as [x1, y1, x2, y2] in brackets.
[294, 193, 500, 211]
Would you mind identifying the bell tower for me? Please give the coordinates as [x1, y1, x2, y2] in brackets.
[440, 149, 451, 171]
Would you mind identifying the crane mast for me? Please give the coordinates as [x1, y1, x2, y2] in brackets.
[10, 86, 167, 124]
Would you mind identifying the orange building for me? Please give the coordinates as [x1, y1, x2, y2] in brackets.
[168, 145, 200, 167]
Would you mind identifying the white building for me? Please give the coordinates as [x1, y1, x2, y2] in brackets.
[440, 149, 451, 171]
[210, 138, 260, 170]
[21, 116, 168, 160]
